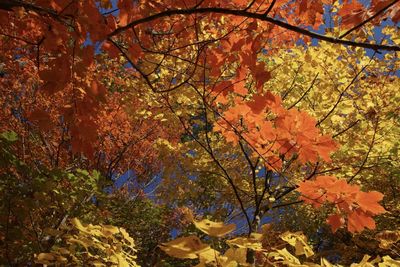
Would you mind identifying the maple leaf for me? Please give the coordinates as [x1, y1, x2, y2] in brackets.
[39, 56, 71, 94]
[298, 145, 318, 164]
[298, 176, 385, 233]
[128, 43, 143, 60]
[299, 0, 308, 15]
[347, 209, 376, 233]
[356, 191, 385, 215]
[247, 95, 268, 114]
[193, 218, 236, 237]
[338, 1, 367, 27]
[232, 81, 248, 95]
[314, 135, 338, 162]
[327, 214, 345, 233]
[213, 81, 233, 95]
[102, 41, 120, 58]
[88, 80, 106, 100]
[225, 130, 240, 144]
[159, 235, 210, 259]
[252, 62, 272, 91]
[393, 8, 400, 22]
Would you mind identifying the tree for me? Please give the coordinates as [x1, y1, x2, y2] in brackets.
[0, 0, 399, 266]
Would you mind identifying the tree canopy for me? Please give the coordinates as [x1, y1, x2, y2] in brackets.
[0, 0, 399, 266]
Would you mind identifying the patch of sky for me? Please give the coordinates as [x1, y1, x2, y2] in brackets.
[104, 169, 162, 201]
[171, 77, 177, 85]
[124, 62, 134, 69]
[170, 228, 180, 238]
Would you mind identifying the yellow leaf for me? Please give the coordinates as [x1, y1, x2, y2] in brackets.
[68, 237, 91, 250]
[154, 113, 164, 120]
[120, 228, 135, 247]
[92, 261, 107, 267]
[71, 217, 86, 231]
[330, 115, 343, 124]
[159, 235, 210, 259]
[376, 230, 400, 249]
[193, 218, 236, 237]
[280, 231, 314, 258]
[379, 256, 400, 266]
[320, 257, 335, 267]
[270, 248, 301, 264]
[198, 247, 221, 264]
[226, 233, 263, 251]
[350, 254, 380, 267]
[102, 225, 119, 237]
[223, 247, 247, 265]
[35, 253, 56, 263]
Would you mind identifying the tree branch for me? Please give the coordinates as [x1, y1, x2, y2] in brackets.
[109, 7, 400, 52]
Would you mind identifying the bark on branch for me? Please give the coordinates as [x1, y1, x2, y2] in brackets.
[110, 7, 400, 52]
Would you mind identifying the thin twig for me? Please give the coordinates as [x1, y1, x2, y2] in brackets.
[288, 73, 319, 109]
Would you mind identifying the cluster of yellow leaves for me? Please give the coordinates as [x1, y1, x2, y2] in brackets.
[159, 217, 400, 266]
[264, 42, 400, 181]
[35, 218, 139, 267]
[159, 218, 240, 265]
[154, 136, 247, 211]
[271, 250, 400, 267]
[280, 232, 314, 258]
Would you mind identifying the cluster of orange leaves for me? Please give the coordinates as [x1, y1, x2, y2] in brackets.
[339, 0, 400, 26]
[213, 91, 338, 170]
[297, 176, 386, 233]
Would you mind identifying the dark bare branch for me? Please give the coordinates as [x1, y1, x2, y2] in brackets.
[109, 7, 400, 52]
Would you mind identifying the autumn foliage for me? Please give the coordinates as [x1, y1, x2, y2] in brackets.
[297, 176, 386, 233]
[0, 0, 399, 266]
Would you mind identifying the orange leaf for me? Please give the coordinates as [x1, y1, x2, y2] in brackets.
[338, 1, 366, 27]
[347, 209, 376, 233]
[315, 135, 338, 162]
[327, 214, 344, 233]
[356, 191, 385, 215]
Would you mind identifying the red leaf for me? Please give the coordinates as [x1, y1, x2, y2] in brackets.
[252, 62, 271, 91]
[88, 80, 106, 100]
[128, 43, 144, 60]
[299, 0, 308, 14]
[247, 95, 268, 114]
[28, 109, 52, 131]
[338, 1, 366, 27]
[327, 214, 344, 233]
[102, 41, 120, 58]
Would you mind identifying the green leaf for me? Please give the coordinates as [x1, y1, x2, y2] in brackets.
[0, 131, 18, 142]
